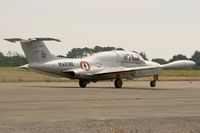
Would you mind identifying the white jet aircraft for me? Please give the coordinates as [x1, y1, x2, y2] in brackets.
[5, 38, 195, 88]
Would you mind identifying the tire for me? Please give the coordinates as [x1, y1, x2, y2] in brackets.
[150, 80, 156, 87]
[114, 79, 123, 88]
[79, 80, 87, 88]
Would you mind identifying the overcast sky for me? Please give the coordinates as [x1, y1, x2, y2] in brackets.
[0, 0, 200, 60]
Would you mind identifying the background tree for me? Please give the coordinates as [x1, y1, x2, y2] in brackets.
[152, 58, 167, 64]
[169, 54, 188, 62]
[191, 51, 200, 67]
[0, 52, 27, 67]
[0, 52, 7, 66]
[93, 46, 116, 53]
[66, 46, 123, 58]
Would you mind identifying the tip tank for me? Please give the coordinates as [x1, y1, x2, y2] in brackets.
[161, 60, 196, 69]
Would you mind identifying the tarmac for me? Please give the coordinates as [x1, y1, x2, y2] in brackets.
[0, 81, 200, 133]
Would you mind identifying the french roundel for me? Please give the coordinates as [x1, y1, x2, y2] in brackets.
[80, 61, 90, 71]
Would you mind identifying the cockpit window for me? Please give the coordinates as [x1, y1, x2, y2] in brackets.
[123, 53, 140, 62]
[137, 54, 144, 61]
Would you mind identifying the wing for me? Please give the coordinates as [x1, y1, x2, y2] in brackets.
[95, 60, 195, 77]
[18, 64, 29, 69]
[94, 65, 161, 76]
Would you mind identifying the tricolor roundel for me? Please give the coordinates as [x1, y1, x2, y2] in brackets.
[80, 61, 90, 71]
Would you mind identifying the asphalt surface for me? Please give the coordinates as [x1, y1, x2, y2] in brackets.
[0, 81, 200, 133]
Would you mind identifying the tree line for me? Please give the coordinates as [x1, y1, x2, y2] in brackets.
[0, 46, 199, 68]
[66, 46, 124, 58]
[0, 52, 27, 67]
[152, 51, 200, 68]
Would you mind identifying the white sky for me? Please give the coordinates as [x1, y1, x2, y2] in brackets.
[0, 0, 200, 60]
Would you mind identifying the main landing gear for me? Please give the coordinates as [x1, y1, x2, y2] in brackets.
[150, 75, 158, 87]
[114, 78, 123, 88]
[79, 78, 123, 88]
[79, 79, 88, 88]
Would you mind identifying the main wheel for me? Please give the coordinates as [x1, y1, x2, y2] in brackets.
[79, 80, 87, 88]
[150, 80, 156, 87]
[114, 79, 123, 88]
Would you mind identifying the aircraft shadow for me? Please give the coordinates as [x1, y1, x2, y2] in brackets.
[27, 85, 175, 91]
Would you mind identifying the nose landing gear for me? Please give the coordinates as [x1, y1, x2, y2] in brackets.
[150, 80, 156, 87]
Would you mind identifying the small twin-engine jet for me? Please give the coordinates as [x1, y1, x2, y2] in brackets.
[5, 38, 195, 88]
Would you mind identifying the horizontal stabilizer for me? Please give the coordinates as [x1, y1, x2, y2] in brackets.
[4, 38, 23, 43]
[4, 38, 61, 43]
[34, 38, 61, 42]
[17, 64, 29, 69]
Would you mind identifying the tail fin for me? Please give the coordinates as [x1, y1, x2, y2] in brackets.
[4, 38, 60, 64]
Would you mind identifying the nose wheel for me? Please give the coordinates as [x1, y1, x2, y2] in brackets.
[114, 78, 123, 88]
[150, 80, 156, 87]
[150, 75, 158, 87]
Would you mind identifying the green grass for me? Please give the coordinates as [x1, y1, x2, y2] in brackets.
[0, 67, 69, 82]
[161, 69, 200, 77]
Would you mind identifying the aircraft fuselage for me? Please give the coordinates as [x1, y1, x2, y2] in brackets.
[29, 50, 161, 81]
